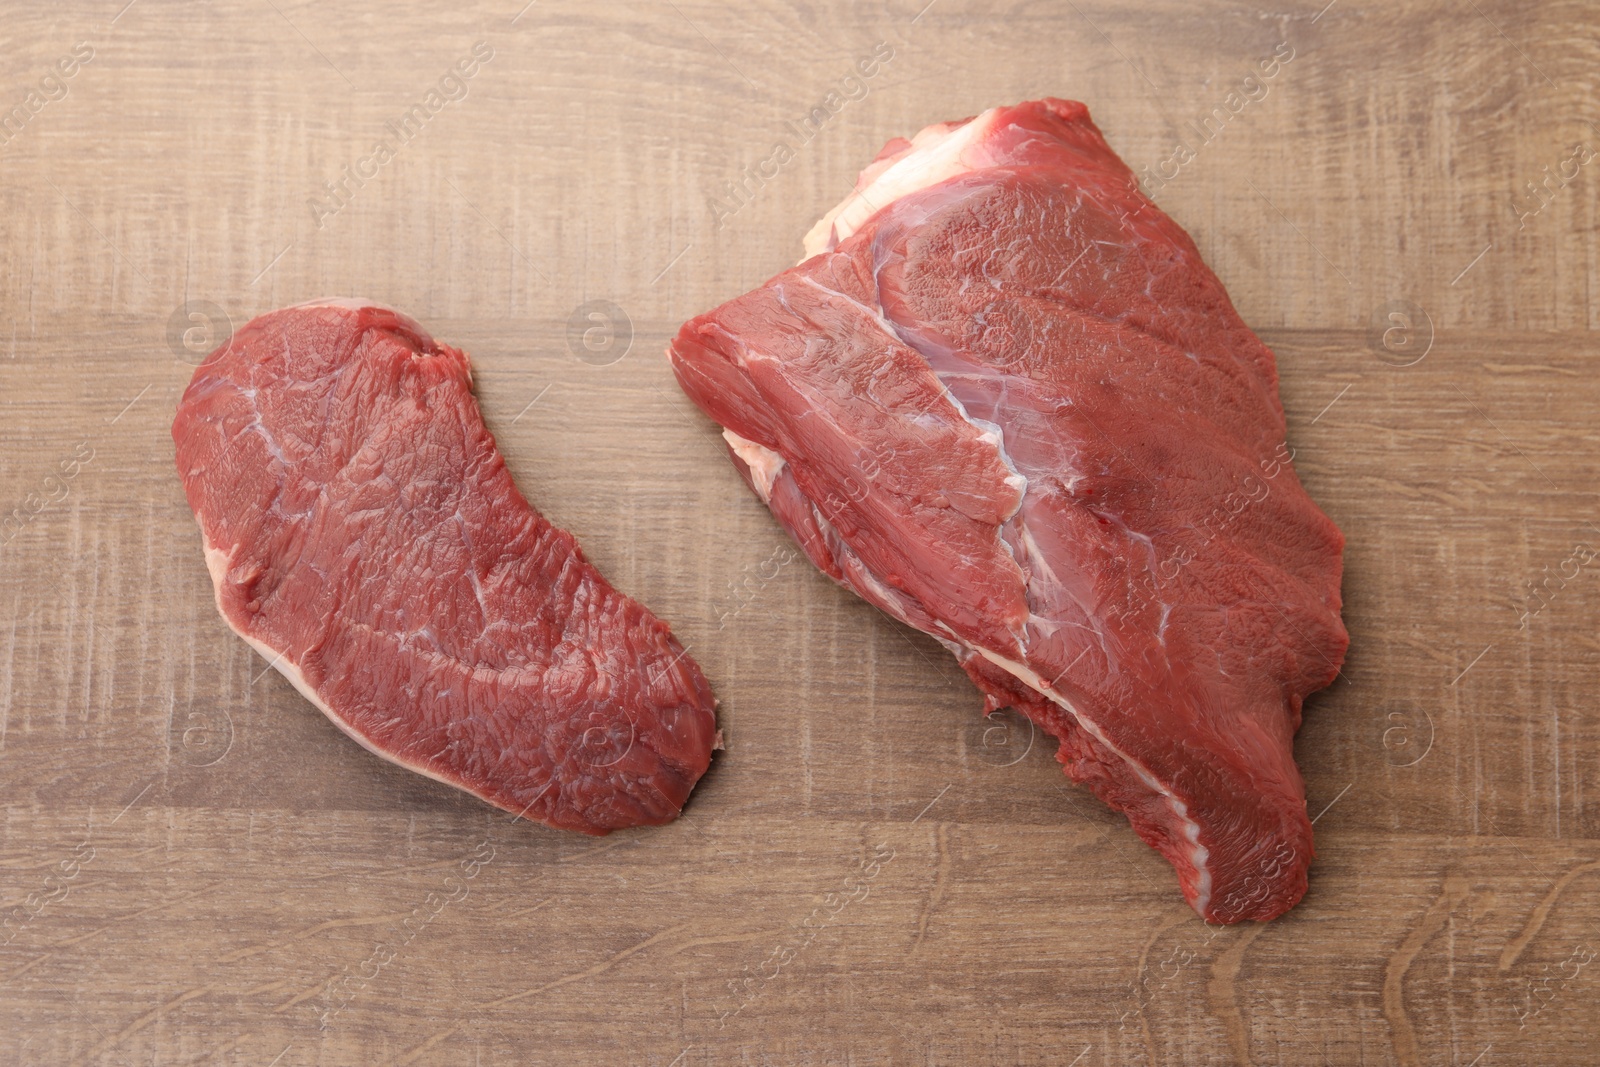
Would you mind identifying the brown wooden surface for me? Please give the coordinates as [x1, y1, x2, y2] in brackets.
[2, 1, 1598, 1063]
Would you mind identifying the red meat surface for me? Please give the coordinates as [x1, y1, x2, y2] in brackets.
[175, 301, 718, 833]
[669, 99, 1347, 921]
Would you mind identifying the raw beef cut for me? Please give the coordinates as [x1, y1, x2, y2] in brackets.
[668, 99, 1347, 921]
[174, 301, 718, 833]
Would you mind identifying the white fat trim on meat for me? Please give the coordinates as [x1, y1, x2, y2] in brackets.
[202, 539, 471, 798]
[969, 643, 1214, 916]
[722, 430, 786, 504]
[802, 107, 1007, 259]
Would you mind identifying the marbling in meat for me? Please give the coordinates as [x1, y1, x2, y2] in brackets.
[175, 301, 718, 833]
[669, 99, 1347, 921]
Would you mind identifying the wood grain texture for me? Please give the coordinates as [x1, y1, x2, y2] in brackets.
[2, 0, 1597, 1063]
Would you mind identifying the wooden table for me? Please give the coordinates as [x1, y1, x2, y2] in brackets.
[3, 1, 1597, 1063]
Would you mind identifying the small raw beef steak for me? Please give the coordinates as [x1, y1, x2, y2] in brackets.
[669, 99, 1348, 921]
[175, 300, 718, 833]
